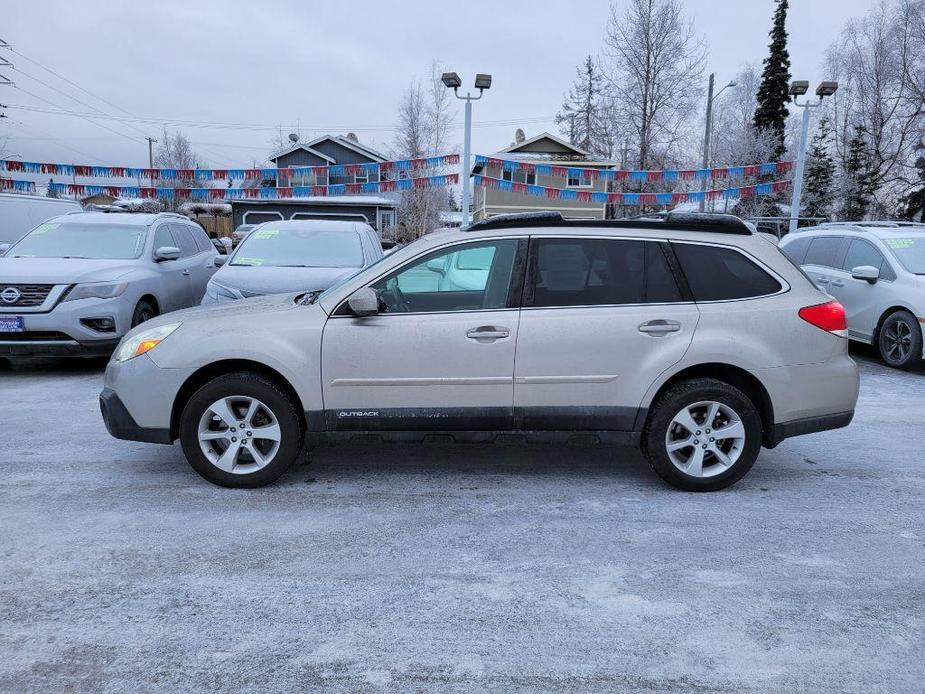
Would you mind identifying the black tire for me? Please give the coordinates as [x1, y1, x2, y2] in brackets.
[179, 372, 303, 488]
[877, 310, 922, 370]
[642, 378, 763, 492]
[131, 299, 158, 328]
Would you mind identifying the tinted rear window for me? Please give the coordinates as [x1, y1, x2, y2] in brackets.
[672, 243, 781, 301]
[781, 236, 811, 264]
[170, 224, 199, 257]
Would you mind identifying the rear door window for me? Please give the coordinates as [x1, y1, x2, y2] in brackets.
[804, 236, 848, 269]
[672, 243, 782, 302]
[189, 225, 215, 253]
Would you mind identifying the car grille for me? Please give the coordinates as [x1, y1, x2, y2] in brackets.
[0, 331, 74, 342]
[0, 284, 55, 307]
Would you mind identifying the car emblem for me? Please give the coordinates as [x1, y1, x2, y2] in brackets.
[0, 287, 22, 304]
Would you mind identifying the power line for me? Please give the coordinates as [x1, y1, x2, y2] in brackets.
[13, 85, 141, 144]
[4, 102, 555, 133]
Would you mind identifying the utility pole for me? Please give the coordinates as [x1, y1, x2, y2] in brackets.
[699, 74, 737, 212]
[145, 136, 157, 168]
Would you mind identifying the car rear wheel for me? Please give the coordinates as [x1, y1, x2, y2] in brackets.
[877, 310, 922, 370]
[179, 372, 303, 488]
[643, 378, 763, 491]
[131, 299, 158, 328]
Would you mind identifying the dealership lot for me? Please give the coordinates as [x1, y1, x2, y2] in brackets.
[1, 349, 923, 692]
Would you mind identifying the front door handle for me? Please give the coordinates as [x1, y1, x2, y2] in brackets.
[466, 325, 510, 342]
[182, 269, 191, 276]
[815, 276, 830, 285]
[831, 280, 845, 288]
[638, 320, 681, 335]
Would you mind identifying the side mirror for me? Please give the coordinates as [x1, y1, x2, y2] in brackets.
[0, 243, 10, 256]
[426, 258, 446, 276]
[346, 287, 379, 317]
[851, 265, 879, 284]
[154, 246, 182, 262]
[213, 255, 227, 267]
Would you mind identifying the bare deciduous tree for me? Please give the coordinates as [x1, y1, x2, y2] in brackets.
[602, 0, 707, 169]
[153, 129, 203, 211]
[391, 63, 457, 241]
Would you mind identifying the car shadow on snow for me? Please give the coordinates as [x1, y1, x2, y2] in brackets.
[0, 356, 108, 375]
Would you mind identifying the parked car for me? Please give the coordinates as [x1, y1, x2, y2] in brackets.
[0, 211, 219, 357]
[231, 223, 256, 245]
[101, 211, 858, 491]
[780, 221, 925, 369]
[0, 192, 81, 248]
[201, 219, 384, 304]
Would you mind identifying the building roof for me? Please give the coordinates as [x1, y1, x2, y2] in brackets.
[268, 134, 389, 165]
[268, 143, 336, 164]
[492, 131, 617, 167]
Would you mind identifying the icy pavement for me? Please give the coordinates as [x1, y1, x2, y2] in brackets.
[0, 349, 923, 693]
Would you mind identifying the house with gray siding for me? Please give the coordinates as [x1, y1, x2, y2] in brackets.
[472, 132, 616, 221]
[230, 134, 397, 232]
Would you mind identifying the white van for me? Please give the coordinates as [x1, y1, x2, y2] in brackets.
[0, 193, 82, 248]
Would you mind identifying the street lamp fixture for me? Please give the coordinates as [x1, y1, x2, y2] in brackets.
[473, 73, 492, 90]
[442, 71, 493, 227]
[440, 72, 462, 89]
[815, 81, 839, 97]
[788, 79, 840, 234]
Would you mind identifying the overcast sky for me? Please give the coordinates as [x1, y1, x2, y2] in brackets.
[2, 0, 875, 171]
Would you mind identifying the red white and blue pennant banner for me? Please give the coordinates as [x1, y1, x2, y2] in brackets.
[473, 174, 792, 206]
[474, 155, 794, 182]
[44, 173, 459, 200]
[0, 178, 36, 193]
[0, 154, 459, 182]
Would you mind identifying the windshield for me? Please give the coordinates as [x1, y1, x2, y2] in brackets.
[9, 221, 148, 260]
[883, 237, 925, 274]
[231, 227, 363, 268]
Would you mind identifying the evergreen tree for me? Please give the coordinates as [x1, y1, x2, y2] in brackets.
[898, 149, 925, 221]
[555, 56, 610, 156]
[753, 0, 791, 160]
[802, 118, 835, 221]
[841, 125, 875, 220]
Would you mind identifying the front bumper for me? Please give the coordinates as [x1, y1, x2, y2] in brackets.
[100, 387, 173, 443]
[0, 294, 135, 357]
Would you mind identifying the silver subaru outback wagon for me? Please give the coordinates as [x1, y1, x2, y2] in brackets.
[100, 212, 859, 491]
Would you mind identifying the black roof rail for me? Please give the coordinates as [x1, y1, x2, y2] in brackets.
[465, 211, 753, 235]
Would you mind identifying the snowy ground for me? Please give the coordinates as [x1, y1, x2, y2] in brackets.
[1, 348, 923, 693]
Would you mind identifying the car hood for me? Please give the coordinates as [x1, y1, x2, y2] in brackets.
[212, 264, 358, 297]
[0, 257, 140, 284]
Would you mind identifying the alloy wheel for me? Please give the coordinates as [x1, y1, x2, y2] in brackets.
[883, 319, 913, 364]
[197, 396, 282, 474]
[665, 400, 746, 478]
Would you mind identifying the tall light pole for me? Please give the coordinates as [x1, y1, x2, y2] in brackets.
[699, 73, 737, 212]
[442, 71, 492, 227]
[788, 80, 838, 234]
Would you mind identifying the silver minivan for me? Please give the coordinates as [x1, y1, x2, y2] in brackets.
[780, 222, 925, 369]
[100, 212, 859, 491]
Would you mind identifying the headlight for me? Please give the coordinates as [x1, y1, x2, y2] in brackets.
[114, 323, 181, 363]
[63, 282, 128, 302]
[207, 280, 239, 300]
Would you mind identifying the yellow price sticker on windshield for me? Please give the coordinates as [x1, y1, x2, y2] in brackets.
[236, 257, 264, 266]
[32, 223, 60, 235]
[886, 238, 915, 249]
[252, 229, 279, 240]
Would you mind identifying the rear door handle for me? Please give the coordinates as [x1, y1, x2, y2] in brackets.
[831, 280, 844, 288]
[638, 320, 681, 335]
[466, 325, 510, 341]
[182, 269, 191, 276]
[815, 277, 830, 284]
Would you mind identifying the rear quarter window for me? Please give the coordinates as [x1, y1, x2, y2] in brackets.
[672, 243, 782, 302]
[780, 236, 811, 264]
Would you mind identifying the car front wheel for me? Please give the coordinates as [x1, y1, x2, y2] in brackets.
[179, 372, 303, 488]
[878, 310, 922, 370]
[643, 378, 763, 491]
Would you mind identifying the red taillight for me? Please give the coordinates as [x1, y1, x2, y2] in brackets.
[799, 300, 847, 335]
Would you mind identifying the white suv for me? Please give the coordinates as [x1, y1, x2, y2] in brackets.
[780, 222, 925, 369]
[100, 212, 859, 491]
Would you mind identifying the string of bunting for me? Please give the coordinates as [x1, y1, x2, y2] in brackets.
[473, 174, 792, 206]
[0, 154, 459, 182]
[43, 173, 459, 200]
[0, 178, 37, 193]
[474, 155, 794, 181]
